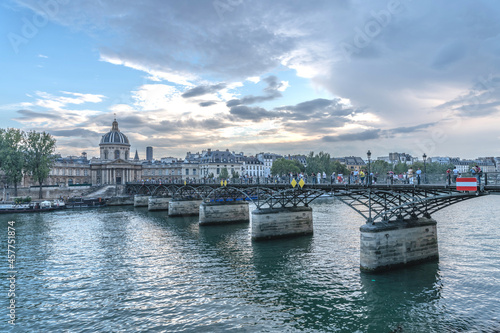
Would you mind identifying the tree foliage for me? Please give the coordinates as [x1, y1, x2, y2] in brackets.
[368, 160, 457, 176]
[219, 167, 229, 179]
[24, 131, 57, 199]
[0, 128, 26, 196]
[393, 162, 409, 174]
[305, 151, 350, 176]
[370, 160, 390, 175]
[271, 158, 303, 176]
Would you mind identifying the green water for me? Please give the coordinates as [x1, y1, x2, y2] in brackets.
[1, 196, 499, 332]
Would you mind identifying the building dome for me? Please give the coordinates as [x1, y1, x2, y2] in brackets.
[100, 119, 130, 146]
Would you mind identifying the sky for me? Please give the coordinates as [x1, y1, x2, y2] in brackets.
[1, 0, 500, 160]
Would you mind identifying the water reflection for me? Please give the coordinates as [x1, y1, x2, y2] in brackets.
[1, 198, 499, 332]
[359, 262, 441, 332]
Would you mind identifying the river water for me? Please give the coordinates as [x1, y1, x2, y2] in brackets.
[1, 195, 499, 332]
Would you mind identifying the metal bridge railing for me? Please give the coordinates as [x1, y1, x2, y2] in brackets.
[126, 172, 500, 187]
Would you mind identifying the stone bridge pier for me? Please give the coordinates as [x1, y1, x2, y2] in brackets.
[359, 218, 439, 272]
[251, 206, 313, 240]
[148, 197, 170, 211]
[134, 195, 150, 207]
[199, 201, 250, 225]
[168, 199, 203, 217]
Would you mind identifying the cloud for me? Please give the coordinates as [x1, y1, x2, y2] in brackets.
[436, 75, 500, 117]
[146, 118, 230, 133]
[199, 101, 217, 107]
[323, 129, 382, 142]
[50, 129, 101, 137]
[181, 83, 226, 98]
[226, 92, 281, 107]
[258, 128, 279, 136]
[276, 98, 351, 120]
[132, 84, 179, 111]
[16, 109, 59, 119]
[432, 41, 467, 70]
[321, 122, 435, 142]
[225, 75, 286, 107]
[32, 91, 105, 111]
[390, 123, 435, 134]
[11, 0, 500, 158]
[228, 105, 281, 122]
[99, 53, 197, 86]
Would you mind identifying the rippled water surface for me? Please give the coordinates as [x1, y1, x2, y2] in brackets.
[1, 196, 500, 332]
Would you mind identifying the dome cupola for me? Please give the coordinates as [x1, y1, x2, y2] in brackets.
[99, 117, 131, 161]
[100, 118, 130, 146]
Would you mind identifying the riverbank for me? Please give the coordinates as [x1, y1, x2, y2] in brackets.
[1, 184, 127, 200]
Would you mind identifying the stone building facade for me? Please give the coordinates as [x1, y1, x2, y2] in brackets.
[90, 119, 142, 185]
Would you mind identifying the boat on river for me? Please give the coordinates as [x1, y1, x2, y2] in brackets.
[0, 200, 66, 214]
[65, 197, 106, 209]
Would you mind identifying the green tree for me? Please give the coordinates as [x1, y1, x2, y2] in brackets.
[370, 160, 391, 176]
[271, 158, 302, 176]
[306, 151, 350, 176]
[393, 162, 409, 174]
[0, 128, 26, 196]
[24, 131, 57, 199]
[330, 159, 350, 176]
[219, 167, 229, 180]
[231, 171, 239, 179]
[306, 151, 332, 174]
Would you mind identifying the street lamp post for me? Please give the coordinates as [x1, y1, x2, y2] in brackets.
[367, 150, 373, 224]
[423, 153, 427, 184]
[367, 150, 372, 186]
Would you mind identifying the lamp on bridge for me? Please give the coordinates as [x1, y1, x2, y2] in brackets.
[367, 149, 373, 224]
[423, 153, 427, 184]
[367, 150, 372, 186]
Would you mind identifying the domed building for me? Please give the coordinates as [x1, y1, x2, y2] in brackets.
[99, 118, 131, 160]
[90, 118, 142, 185]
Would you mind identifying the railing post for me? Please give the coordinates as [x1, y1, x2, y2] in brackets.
[485, 172, 488, 186]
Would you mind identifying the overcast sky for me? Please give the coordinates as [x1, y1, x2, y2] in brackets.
[1, 0, 500, 160]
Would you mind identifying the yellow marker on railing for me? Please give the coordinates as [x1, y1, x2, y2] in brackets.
[298, 178, 305, 188]
[184, 180, 186, 186]
[291, 178, 297, 188]
[220, 180, 224, 187]
[224, 180, 227, 187]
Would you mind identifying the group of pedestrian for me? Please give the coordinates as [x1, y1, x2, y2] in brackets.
[349, 170, 374, 185]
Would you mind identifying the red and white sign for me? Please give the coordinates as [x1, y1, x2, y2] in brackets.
[456, 177, 477, 191]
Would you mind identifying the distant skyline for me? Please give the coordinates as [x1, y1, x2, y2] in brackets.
[1, 0, 500, 160]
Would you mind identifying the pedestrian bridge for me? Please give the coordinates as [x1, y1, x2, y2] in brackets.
[126, 182, 499, 223]
[125, 181, 500, 272]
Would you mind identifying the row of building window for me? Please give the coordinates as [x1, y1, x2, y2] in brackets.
[50, 168, 89, 176]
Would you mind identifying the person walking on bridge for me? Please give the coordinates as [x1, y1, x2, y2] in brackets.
[471, 165, 482, 186]
[452, 167, 459, 183]
[408, 167, 414, 185]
